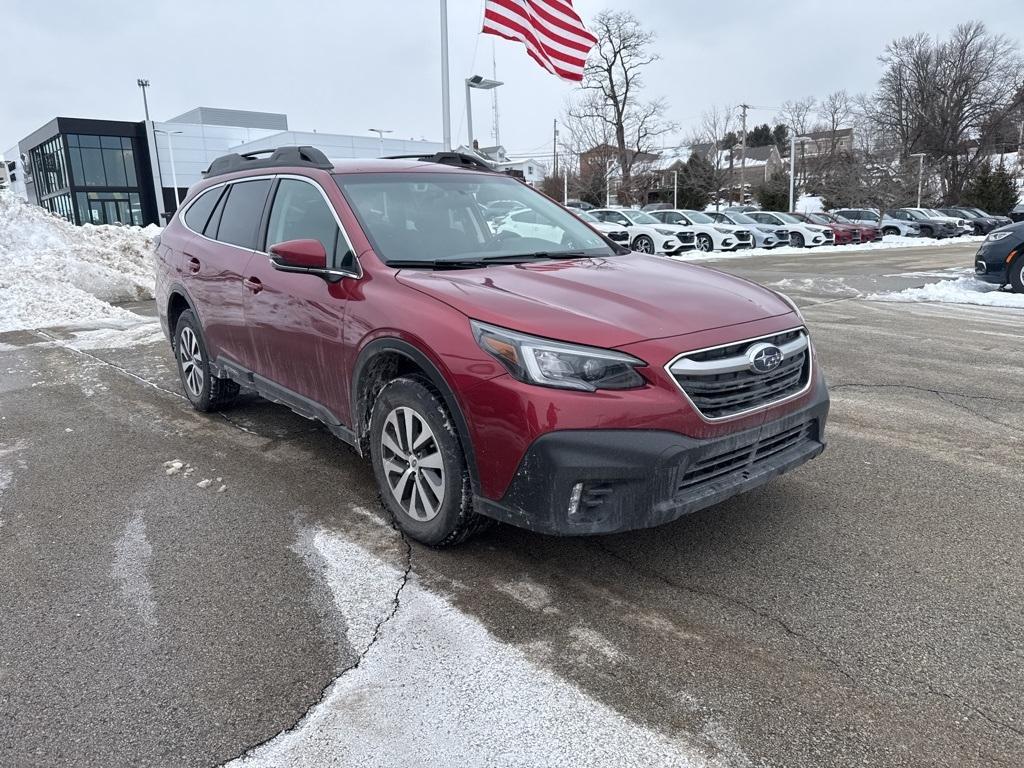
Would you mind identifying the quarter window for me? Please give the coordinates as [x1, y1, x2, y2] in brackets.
[183, 187, 224, 233]
[216, 179, 273, 249]
[266, 179, 344, 264]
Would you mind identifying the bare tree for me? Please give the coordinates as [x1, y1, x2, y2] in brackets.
[867, 21, 1024, 201]
[776, 96, 817, 136]
[683, 104, 736, 205]
[566, 9, 674, 205]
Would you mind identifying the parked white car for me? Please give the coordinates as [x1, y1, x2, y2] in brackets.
[570, 209, 631, 247]
[590, 208, 691, 254]
[649, 209, 754, 252]
[746, 211, 834, 247]
[707, 211, 786, 249]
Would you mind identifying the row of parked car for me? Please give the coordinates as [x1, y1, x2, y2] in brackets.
[489, 197, 1008, 255]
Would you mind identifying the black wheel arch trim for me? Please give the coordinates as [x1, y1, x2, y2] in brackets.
[164, 282, 204, 342]
[352, 338, 481, 494]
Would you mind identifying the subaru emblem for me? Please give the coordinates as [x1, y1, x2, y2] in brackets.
[747, 342, 783, 374]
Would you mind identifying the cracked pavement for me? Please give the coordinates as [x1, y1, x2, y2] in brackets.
[1, 242, 1022, 767]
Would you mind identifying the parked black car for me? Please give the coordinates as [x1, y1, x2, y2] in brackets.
[975, 221, 1024, 291]
[1010, 203, 1024, 223]
[885, 209, 956, 238]
[939, 207, 1006, 235]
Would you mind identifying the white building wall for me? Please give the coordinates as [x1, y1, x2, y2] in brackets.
[150, 121, 283, 190]
[229, 131, 443, 161]
[1, 146, 28, 200]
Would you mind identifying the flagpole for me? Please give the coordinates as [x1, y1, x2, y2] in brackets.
[440, 0, 452, 150]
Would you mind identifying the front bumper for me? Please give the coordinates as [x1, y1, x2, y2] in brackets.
[473, 376, 829, 536]
[975, 241, 1015, 284]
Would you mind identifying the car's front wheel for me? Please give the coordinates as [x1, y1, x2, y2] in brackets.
[369, 376, 489, 546]
[791, 232, 806, 248]
[882, 226, 900, 237]
[1009, 257, 1024, 293]
[174, 310, 239, 412]
[695, 234, 713, 252]
[632, 235, 655, 253]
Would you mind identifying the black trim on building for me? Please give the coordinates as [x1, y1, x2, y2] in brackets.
[18, 117, 159, 227]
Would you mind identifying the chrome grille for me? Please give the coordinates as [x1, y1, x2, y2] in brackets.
[668, 329, 811, 420]
[608, 231, 629, 242]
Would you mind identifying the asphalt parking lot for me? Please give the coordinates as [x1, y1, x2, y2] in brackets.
[1, 242, 1021, 767]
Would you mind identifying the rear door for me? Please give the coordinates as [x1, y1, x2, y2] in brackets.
[181, 177, 272, 368]
[243, 175, 359, 425]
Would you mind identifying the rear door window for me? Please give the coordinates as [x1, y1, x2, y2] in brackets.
[216, 179, 273, 250]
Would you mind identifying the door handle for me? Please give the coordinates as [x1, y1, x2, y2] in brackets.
[187, 256, 201, 274]
[243, 276, 263, 294]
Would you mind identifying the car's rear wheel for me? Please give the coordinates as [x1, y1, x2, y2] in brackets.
[696, 234, 713, 252]
[791, 232, 805, 248]
[633, 235, 655, 253]
[174, 310, 239, 412]
[1009, 257, 1024, 293]
[369, 376, 489, 546]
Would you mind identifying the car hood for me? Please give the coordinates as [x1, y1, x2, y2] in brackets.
[395, 253, 792, 348]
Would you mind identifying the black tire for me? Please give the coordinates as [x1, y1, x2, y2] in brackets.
[369, 376, 490, 547]
[1009, 257, 1024, 293]
[696, 234, 713, 252]
[632, 235, 655, 254]
[173, 309, 239, 412]
[882, 226, 900, 237]
[791, 232, 806, 248]
[920, 225, 934, 238]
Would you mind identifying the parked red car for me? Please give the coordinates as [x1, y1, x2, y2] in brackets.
[789, 212, 861, 245]
[155, 146, 829, 546]
[814, 212, 880, 243]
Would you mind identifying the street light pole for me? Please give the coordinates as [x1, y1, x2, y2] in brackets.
[369, 128, 393, 157]
[911, 153, 926, 207]
[440, 0, 451, 150]
[464, 76, 503, 149]
[137, 79, 151, 122]
[673, 170, 678, 208]
[789, 133, 796, 212]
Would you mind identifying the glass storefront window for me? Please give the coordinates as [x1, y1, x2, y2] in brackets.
[67, 134, 138, 188]
[75, 190, 143, 226]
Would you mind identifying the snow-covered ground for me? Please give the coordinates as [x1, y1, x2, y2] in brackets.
[229, 525, 738, 768]
[869, 275, 1024, 309]
[0, 190, 159, 333]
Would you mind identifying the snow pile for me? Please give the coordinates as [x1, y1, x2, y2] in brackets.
[794, 194, 825, 213]
[869, 276, 1024, 309]
[0, 190, 159, 332]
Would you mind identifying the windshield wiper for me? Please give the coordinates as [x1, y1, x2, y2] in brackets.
[387, 252, 592, 270]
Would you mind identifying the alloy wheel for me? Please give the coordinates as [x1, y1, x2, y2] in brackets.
[178, 327, 204, 398]
[696, 235, 712, 252]
[634, 236, 654, 253]
[380, 406, 446, 521]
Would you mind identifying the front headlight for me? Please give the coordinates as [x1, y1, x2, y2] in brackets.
[655, 228, 676, 236]
[774, 291, 805, 323]
[714, 226, 732, 234]
[986, 230, 1013, 242]
[471, 320, 646, 391]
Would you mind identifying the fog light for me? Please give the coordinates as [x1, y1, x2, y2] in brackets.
[568, 482, 584, 518]
[976, 261, 987, 274]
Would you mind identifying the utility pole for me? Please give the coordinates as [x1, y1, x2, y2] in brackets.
[738, 104, 750, 204]
[673, 170, 678, 208]
[439, 0, 452, 150]
[552, 119, 559, 178]
[137, 79, 151, 121]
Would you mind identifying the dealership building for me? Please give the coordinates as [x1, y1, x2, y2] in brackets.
[4, 107, 443, 227]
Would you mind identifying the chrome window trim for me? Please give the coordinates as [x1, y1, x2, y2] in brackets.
[664, 326, 813, 423]
[178, 173, 362, 279]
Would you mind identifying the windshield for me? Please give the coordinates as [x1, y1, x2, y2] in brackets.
[624, 210, 660, 225]
[807, 213, 831, 224]
[727, 212, 757, 225]
[904, 209, 928, 220]
[926, 209, 949, 218]
[682, 210, 714, 224]
[334, 173, 614, 265]
[831, 214, 853, 224]
[774, 213, 801, 223]
[576, 210, 599, 223]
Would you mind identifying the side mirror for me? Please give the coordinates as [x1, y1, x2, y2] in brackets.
[270, 239, 328, 271]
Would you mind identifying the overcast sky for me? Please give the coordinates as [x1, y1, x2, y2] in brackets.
[4, 0, 1022, 160]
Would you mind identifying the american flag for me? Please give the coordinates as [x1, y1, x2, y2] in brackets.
[481, 0, 597, 82]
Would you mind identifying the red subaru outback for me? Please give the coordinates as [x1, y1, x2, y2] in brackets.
[155, 147, 829, 546]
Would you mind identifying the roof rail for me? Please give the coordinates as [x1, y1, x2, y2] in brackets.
[202, 145, 333, 178]
[382, 151, 499, 173]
